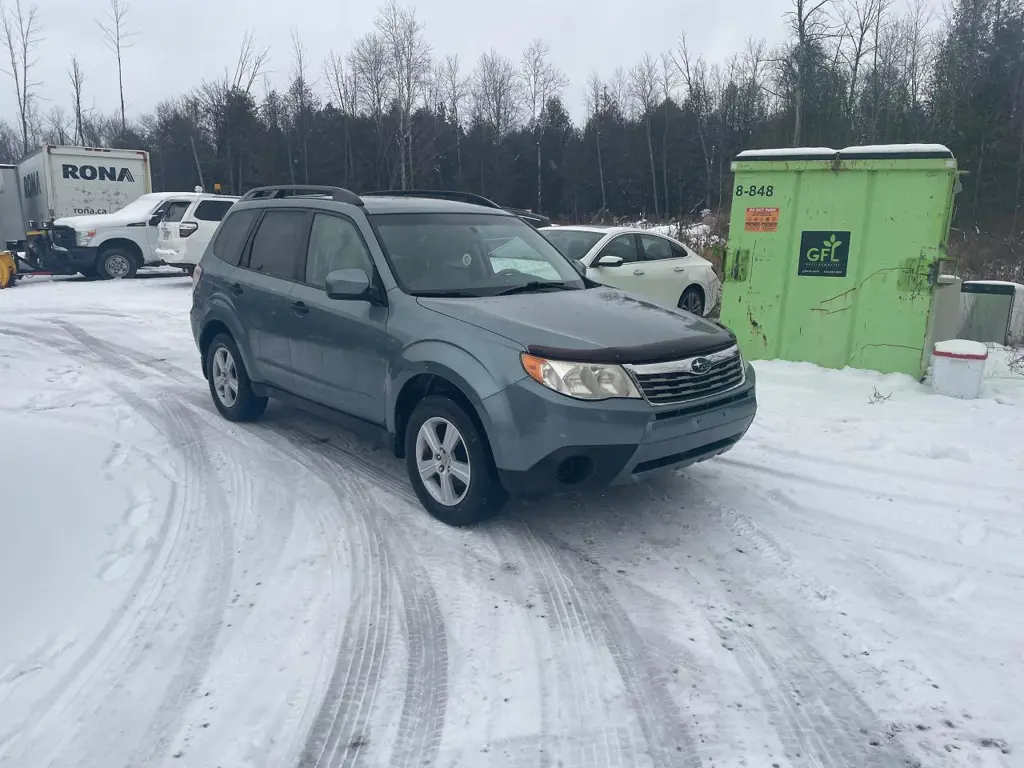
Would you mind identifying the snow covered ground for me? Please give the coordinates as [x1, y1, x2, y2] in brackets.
[1, 273, 1022, 768]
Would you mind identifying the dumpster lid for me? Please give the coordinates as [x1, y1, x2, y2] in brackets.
[736, 147, 837, 161]
[933, 339, 989, 360]
[736, 143, 953, 162]
[838, 143, 953, 160]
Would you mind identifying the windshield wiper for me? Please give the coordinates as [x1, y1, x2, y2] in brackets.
[496, 281, 578, 296]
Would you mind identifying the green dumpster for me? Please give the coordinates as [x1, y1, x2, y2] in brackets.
[720, 144, 960, 378]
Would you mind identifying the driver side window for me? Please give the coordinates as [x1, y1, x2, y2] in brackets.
[304, 213, 375, 289]
[597, 234, 638, 263]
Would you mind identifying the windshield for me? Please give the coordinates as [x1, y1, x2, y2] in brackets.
[540, 229, 606, 260]
[113, 194, 168, 219]
[371, 213, 586, 296]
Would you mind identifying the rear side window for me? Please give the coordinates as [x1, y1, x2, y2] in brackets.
[246, 210, 308, 281]
[194, 200, 235, 222]
[210, 209, 259, 266]
[162, 201, 191, 223]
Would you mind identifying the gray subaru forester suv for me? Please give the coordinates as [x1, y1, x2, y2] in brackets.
[190, 185, 757, 526]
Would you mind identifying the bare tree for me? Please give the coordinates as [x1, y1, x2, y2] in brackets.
[674, 35, 715, 218]
[520, 38, 567, 211]
[44, 105, 71, 144]
[585, 72, 607, 214]
[1, 0, 41, 156]
[630, 53, 661, 217]
[439, 54, 470, 185]
[349, 32, 391, 187]
[376, 0, 431, 189]
[289, 29, 314, 184]
[69, 55, 86, 145]
[659, 53, 677, 215]
[231, 30, 269, 95]
[785, 0, 837, 144]
[96, 0, 136, 132]
[325, 49, 359, 184]
[473, 49, 521, 139]
[837, 0, 888, 121]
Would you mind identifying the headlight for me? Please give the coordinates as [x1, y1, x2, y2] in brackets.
[520, 353, 641, 400]
[75, 229, 96, 246]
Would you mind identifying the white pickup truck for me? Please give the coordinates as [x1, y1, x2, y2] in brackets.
[45, 191, 236, 279]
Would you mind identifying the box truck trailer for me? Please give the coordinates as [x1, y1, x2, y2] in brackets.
[18, 145, 151, 224]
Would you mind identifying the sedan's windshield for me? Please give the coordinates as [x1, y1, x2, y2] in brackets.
[371, 213, 586, 296]
[540, 229, 606, 261]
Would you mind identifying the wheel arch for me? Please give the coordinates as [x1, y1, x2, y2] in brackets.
[97, 237, 145, 267]
[392, 371, 494, 461]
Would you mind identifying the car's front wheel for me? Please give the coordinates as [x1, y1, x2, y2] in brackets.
[404, 395, 507, 526]
[205, 334, 268, 422]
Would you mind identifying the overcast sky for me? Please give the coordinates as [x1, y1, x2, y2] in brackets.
[12, 0, 881, 129]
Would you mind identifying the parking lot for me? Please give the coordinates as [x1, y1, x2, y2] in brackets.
[1, 273, 1022, 767]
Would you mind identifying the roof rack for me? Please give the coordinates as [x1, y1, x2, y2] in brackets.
[240, 185, 364, 206]
[361, 189, 502, 209]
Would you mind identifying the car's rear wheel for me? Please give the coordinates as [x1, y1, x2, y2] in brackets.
[96, 248, 138, 280]
[404, 395, 507, 526]
[205, 334, 267, 422]
[678, 286, 705, 315]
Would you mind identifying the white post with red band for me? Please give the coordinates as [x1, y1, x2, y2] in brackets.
[931, 340, 989, 400]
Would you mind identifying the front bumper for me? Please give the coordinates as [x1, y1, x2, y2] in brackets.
[26, 230, 97, 272]
[487, 365, 757, 495]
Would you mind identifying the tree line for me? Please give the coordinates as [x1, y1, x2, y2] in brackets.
[2, 0, 1023, 278]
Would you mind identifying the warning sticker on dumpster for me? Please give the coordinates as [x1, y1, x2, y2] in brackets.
[798, 231, 851, 277]
[745, 207, 780, 232]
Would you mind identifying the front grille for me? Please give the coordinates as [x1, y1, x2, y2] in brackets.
[50, 226, 76, 250]
[627, 346, 744, 405]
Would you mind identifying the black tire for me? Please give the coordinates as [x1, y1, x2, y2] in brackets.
[95, 248, 139, 280]
[678, 286, 705, 315]
[404, 395, 507, 526]
[205, 334, 268, 422]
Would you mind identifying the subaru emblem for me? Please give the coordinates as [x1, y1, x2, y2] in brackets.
[690, 357, 712, 375]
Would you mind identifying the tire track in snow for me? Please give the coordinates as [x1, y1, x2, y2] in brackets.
[684, 485, 919, 768]
[259, 416, 699, 768]
[509, 521, 704, 768]
[274, 427, 449, 768]
[0, 328, 235, 766]
[38, 321, 449, 768]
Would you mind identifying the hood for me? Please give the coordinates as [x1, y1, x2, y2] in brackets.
[418, 286, 735, 365]
[53, 212, 148, 230]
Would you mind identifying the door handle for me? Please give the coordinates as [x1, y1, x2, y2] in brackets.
[673, 266, 685, 273]
[291, 300, 309, 316]
[230, 283, 243, 295]
[633, 269, 645, 276]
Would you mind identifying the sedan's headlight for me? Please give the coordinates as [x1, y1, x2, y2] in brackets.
[521, 353, 641, 400]
[75, 229, 96, 246]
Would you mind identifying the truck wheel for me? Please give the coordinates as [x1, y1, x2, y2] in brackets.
[205, 334, 268, 422]
[96, 248, 138, 280]
[404, 395, 507, 526]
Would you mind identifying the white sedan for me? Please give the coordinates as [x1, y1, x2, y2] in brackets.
[541, 226, 721, 316]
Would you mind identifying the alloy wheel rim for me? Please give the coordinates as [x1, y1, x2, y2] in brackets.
[415, 417, 471, 507]
[682, 292, 702, 313]
[212, 347, 239, 407]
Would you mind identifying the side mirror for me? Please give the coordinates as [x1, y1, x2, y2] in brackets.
[595, 255, 624, 268]
[325, 268, 374, 302]
[148, 213, 163, 226]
